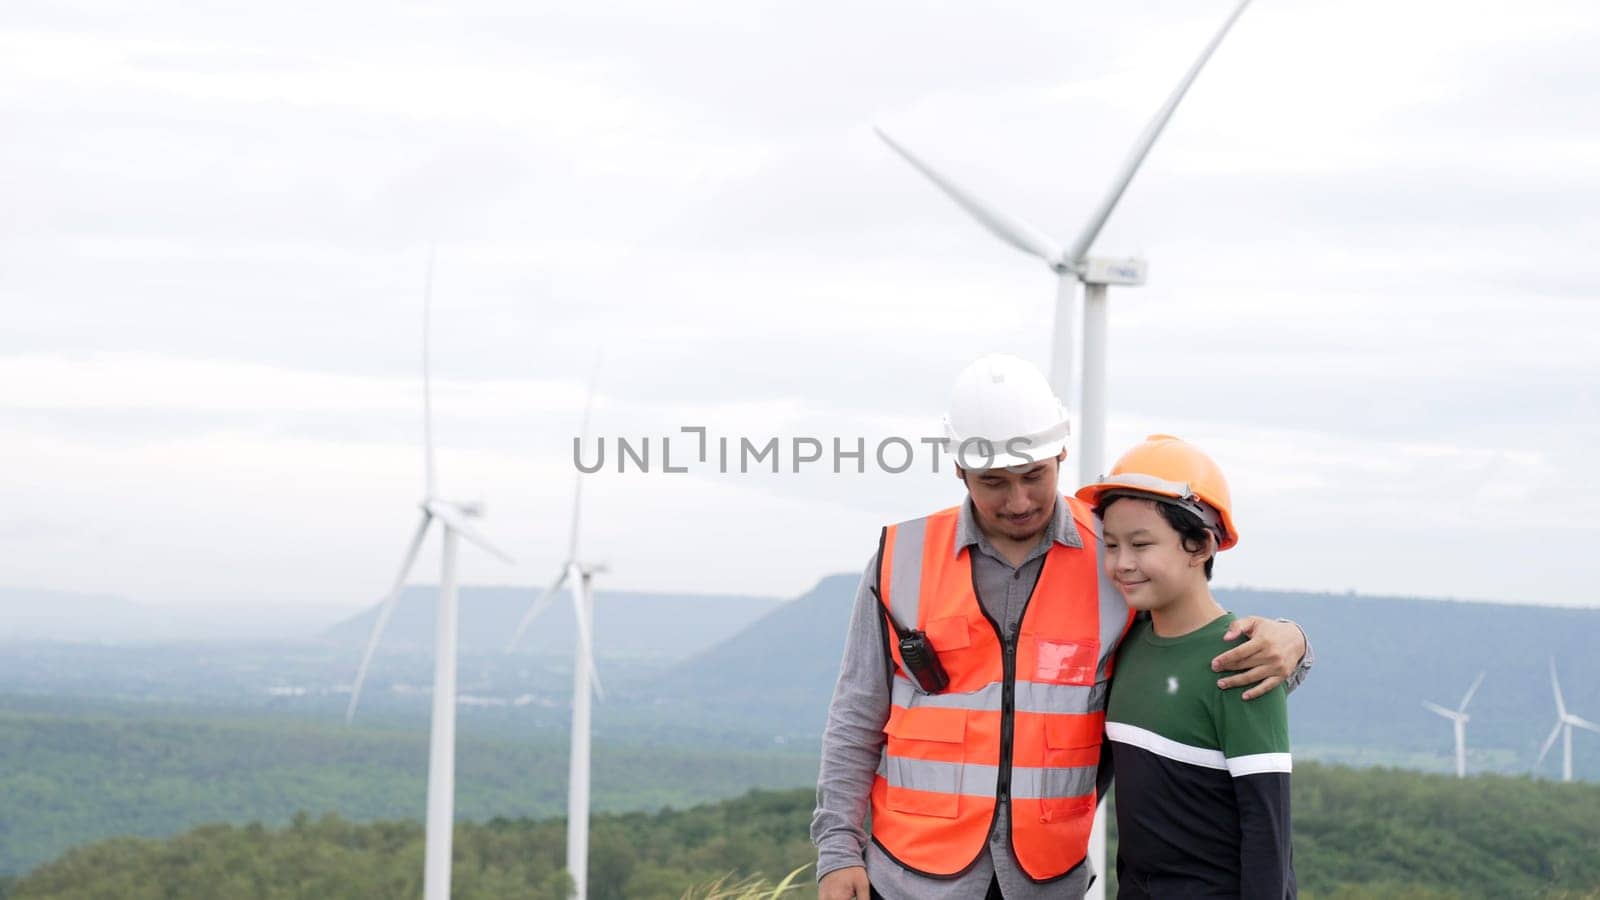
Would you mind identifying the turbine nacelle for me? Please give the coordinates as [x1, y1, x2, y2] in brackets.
[419, 498, 485, 518]
[1080, 256, 1150, 287]
[1421, 701, 1467, 724]
[422, 500, 513, 564]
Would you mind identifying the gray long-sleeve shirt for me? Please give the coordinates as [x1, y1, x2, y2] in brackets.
[812, 496, 1312, 899]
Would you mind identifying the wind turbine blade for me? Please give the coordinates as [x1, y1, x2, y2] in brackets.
[347, 511, 433, 724]
[579, 352, 602, 444]
[1550, 657, 1568, 718]
[505, 570, 569, 652]
[427, 501, 515, 564]
[875, 126, 1065, 266]
[1421, 700, 1460, 721]
[1535, 719, 1563, 770]
[568, 353, 601, 562]
[422, 245, 437, 499]
[1458, 670, 1486, 713]
[566, 478, 584, 569]
[1062, 0, 1254, 266]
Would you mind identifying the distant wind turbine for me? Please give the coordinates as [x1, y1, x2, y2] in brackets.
[1423, 671, 1486, 778]
[506, 358, 606, 900]
[1535, 657, 1599, 783]
[345, 249, 514, 900]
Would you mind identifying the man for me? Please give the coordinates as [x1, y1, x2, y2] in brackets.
[812, 354, 1310, 900]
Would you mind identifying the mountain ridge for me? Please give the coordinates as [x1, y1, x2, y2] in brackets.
[658, 577, 1600, 775]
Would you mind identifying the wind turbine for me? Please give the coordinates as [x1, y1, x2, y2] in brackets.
[506, 361, 606, 900]
[1422, 671, 1485, 778]
[345, 249, 514, 900]
[876, 0, 1256, 490]
[878, 3, 1258, 893]
[1535, 657, 1599, 783]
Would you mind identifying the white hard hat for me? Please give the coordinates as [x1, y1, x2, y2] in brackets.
[942, 353, 1071, 471]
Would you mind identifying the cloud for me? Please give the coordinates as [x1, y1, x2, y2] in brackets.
[2, 0, 1598, 609]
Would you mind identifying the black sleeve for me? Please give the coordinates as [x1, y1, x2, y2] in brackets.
[1233, 772, 1295, 899]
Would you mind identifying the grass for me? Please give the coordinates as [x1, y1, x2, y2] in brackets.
[683, 865, 811, 899]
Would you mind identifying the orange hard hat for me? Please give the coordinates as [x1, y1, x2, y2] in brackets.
[1074, 434, 1238, 550]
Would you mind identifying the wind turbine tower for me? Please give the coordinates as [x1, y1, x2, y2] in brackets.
[507, 365, 607, 900]
[345, 251, 515, 900]
[1422, 671, 1485, 779]
[1536, 657, 1599, 783]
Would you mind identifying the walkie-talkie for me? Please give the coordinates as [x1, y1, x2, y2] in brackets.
[872, 587, 949, 694]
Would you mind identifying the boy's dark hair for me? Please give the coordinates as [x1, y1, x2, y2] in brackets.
[1097, 494, 1217, 581]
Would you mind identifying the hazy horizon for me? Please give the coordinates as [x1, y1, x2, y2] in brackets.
[5, 577, 1599, 650]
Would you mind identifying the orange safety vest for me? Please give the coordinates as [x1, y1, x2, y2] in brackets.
[869, 496, 1131, 882]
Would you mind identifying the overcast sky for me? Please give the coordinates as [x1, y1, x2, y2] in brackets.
[4, 0, 1598, 618]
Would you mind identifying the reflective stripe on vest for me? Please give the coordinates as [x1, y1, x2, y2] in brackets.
[875, 756, 1099, 800]
[869, 497, 1132, 882]
[890, 674, 1109, 715]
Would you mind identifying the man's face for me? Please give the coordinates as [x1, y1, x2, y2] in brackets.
[960, 454, 1061, 543]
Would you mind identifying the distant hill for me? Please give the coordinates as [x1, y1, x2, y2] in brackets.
[0, 589, 149, 643]
[661, 578, 1600, 776]
[1201, 588, 1600, 771]
[0, 585, 783, 659]
[0, 588, 349, 644]
[322, 586, 783, 662]
[9, 577, 1600, 777]
[0, 588, 296, 643]
[651, 574, 856, 738]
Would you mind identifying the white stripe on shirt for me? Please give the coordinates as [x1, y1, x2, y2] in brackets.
[1106, 721, 1228, 770]
[1225, 752, 1293, 776]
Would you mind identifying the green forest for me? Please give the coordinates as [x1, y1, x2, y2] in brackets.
[0, 707, 818, 878]
[4, 764, 1599, 899]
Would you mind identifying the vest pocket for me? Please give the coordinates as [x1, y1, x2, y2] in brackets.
[882, 707, 967, 819]
[925, 615, 972, 651]
[1038, 716, 1101, 823]
[1032, 637, 1099, 685]
[1039, 793, 1094, 825]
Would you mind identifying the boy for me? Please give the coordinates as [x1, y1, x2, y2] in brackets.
[1077, 435, 1295, 899]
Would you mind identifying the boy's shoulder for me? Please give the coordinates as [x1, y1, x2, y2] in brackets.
[1109, 615, 1237, 752]
[1110, 612, 1289, 758]
[1120, 612, 1240, 668]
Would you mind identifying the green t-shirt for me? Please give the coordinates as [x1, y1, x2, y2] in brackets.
[1105, 612, 1295, 899]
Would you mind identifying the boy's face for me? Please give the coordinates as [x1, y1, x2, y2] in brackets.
[1100, 497, 1208, 611]
[960, 455, 1061, 544]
